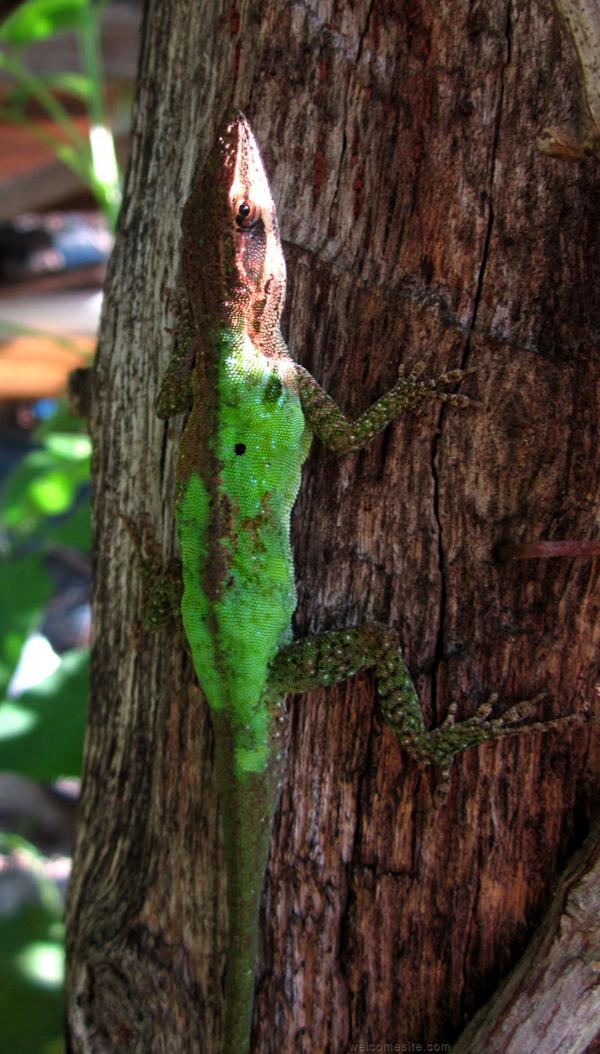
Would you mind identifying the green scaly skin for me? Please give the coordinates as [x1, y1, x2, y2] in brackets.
[156, 113, 576, 1054]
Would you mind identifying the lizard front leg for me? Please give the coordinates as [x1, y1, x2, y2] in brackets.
[295, 361, 471, 454]
[267, 624, 577, 800]
[155, 291, 195, 419]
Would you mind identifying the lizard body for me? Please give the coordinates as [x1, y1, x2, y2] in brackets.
[157, 113, 574, 1053]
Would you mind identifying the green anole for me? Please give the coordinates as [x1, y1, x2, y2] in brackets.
[156, 112, 574, 1053]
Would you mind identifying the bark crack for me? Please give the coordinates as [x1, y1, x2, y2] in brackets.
[337, 682, 377, 1044]
[356, 0, 377, 65]
[429, 4, 512, 719]
[461, 2, 511, 365]
[323, 121, 349, 259]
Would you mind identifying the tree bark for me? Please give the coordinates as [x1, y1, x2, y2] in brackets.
[66, 1, 600, 1052]
[453, 820, 600, 1053]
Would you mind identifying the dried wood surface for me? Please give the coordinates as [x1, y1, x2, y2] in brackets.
[453, 820, 600, 1053]
[66, 1, 600, 1051]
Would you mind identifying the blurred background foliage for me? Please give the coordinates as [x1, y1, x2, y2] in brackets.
[0, 834, 69, 1054]
[0, 0, 121, 228]
[0, 0, 130, 1049]
[0, 403, 90, 1054]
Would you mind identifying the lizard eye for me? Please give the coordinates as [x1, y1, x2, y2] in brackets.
[235, 199, 260, 230]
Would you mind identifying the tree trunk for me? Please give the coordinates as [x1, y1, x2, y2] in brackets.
[66, 1, 600, 1051]
[453, 819, 600, 1053]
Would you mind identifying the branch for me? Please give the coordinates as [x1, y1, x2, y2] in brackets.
[453, 819, 600, 1053]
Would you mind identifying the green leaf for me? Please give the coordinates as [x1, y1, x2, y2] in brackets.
[2, 83, 29, 114]
[15, 940, 63, 988]
[2, 449, 90, 533]
[42, 494, 91, 552]
[42, 1039, 65, 1054]
[29, 470, 75, 514]
[40, 70, 93, 100]
[0, 702, 37, 738]
[0, 649, 88, 779]
[3, 70, 92, 107]
[0, 0, 86, 48]
[0, 555, 51, 697]
[35, 403, 87, 438]
[42, 432, 91, 462]
[0, 891, 64, 1054]
[53, 139, 91, 179]
[1, 402, 91, 546]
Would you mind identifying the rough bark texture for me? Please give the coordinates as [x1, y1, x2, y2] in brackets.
[453, 819, 600, 1053]
[66, 1, 600, 1052]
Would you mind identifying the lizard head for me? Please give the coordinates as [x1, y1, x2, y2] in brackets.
[181, 112, 287, 344]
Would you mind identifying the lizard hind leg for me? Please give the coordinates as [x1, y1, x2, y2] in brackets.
[121, 513, 182, 630]
[267, 622, 579, 799]
[267, 622, 450, 770]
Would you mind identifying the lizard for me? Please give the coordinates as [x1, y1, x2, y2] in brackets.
[155, 111, 576, 1054]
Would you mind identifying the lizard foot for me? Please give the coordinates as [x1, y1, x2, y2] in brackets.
[426, 692, 583, 805]
[395, 362, 476, 415]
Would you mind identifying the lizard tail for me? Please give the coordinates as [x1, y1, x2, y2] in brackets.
[213, 712, 287, 1053]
